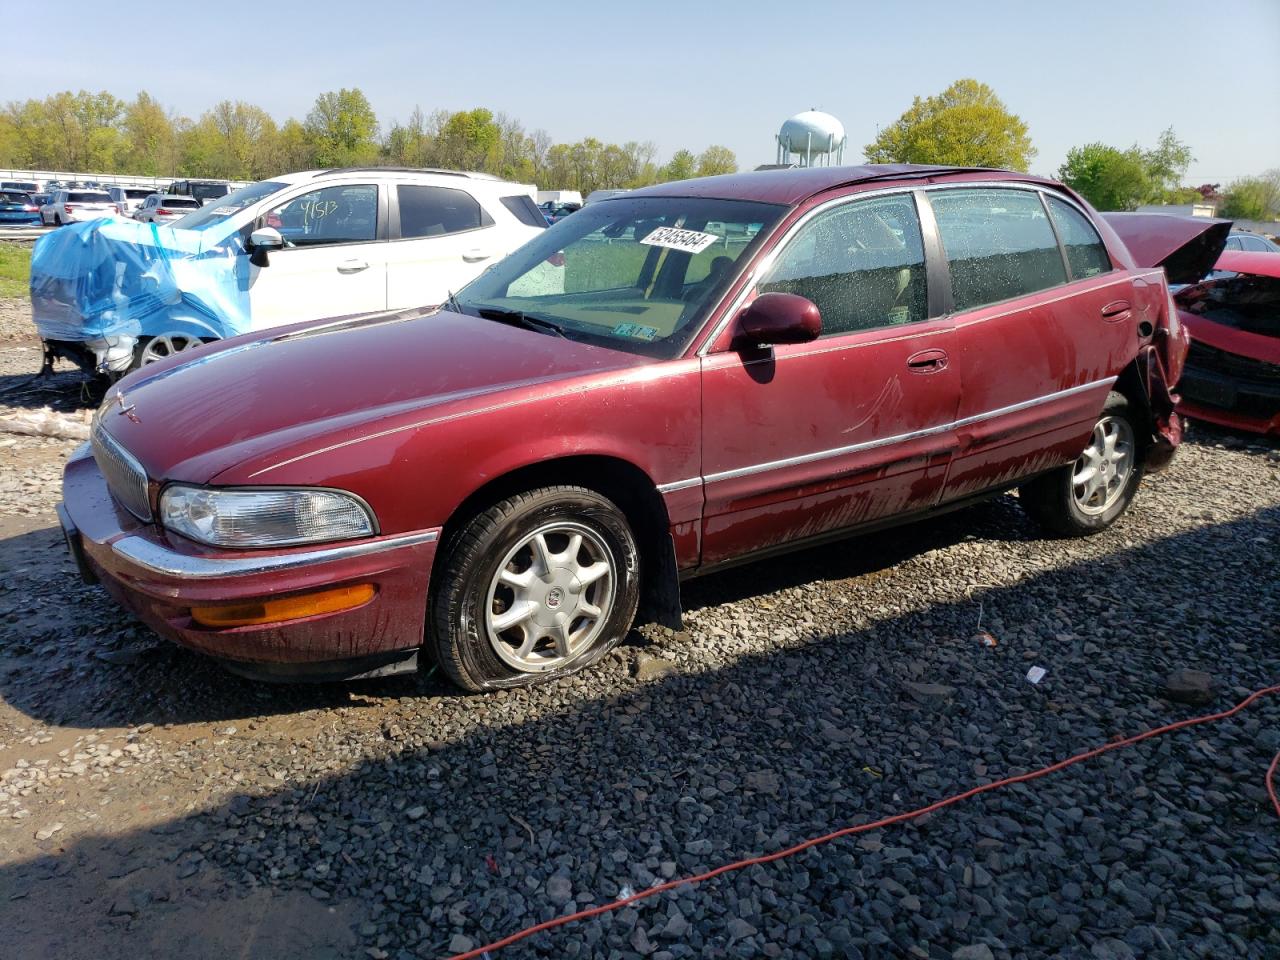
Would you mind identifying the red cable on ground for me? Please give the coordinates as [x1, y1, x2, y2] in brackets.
[448, 684, 1280, 960]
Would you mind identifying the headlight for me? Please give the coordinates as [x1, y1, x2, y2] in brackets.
[159, 485, 376, 548]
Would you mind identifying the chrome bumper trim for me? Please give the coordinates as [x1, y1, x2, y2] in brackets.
[110, 530, 439, 579]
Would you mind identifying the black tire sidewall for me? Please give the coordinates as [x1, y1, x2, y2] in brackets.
[436, 489, 640, 691]
[1047, 393, 1145, 534]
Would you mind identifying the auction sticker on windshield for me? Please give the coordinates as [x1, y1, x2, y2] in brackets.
[640, 226, 719, 254]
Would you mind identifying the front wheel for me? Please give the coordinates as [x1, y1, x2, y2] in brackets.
[430, 486, 641, 691]
[1019, 392, 1145, 537]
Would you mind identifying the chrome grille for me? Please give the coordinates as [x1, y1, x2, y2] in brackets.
[91, 423, 152, 521]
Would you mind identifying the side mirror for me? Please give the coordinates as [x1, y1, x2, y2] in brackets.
[733, 292, 821, 349]
[249, 226, 283, 268]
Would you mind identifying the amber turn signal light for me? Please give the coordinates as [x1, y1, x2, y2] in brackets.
[190, 584, 375, 628]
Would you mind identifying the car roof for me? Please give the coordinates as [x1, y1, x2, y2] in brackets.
[265, 168, 527, 191]
[624, 163, 1059, 205]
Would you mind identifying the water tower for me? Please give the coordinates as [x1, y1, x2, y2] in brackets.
[776, 109, 847, 167]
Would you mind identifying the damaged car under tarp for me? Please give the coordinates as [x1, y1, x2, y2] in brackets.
[30, 216, 253, 375]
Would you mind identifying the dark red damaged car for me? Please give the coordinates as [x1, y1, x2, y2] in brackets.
[60, 165, 1191, 689]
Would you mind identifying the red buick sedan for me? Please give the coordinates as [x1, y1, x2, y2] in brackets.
[59, 165, 1189, 689]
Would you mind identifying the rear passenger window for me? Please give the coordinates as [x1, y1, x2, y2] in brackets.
[1045, 195, 1111, 279]
[758, 194, 928, 337]
[500, 195, 548, 228]
[930, 189, 1068, 311]
[397, 185, 493, 239]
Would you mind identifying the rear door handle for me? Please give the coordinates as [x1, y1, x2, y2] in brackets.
[462, 250, 492, 263]
[1101, 299, 1131, 321]
[907, 348, 949, 373]
[337, 259, 369, 274]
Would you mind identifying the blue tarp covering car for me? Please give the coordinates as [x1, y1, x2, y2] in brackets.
[30, 214, 253, 374]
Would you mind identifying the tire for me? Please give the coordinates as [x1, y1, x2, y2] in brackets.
[431, 486, 641, 692]
[1019, 391, 1145, 537]
[53, 214, 62, 226]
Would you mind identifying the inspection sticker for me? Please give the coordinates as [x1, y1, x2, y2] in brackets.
[640, 226, 719, 254]
[208, 206, 238, 216]
[614, 322, 660, 341]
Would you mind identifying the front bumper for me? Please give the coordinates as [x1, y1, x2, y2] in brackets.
[59, 445, 440, 680]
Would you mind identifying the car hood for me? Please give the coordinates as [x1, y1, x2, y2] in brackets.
[98, 307, 649, 483]
[1101, 213, 1231, 285]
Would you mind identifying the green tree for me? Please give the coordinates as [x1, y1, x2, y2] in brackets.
[864, 78, 1035, 171]
[696, 145, 737, 177]
[305, 88, 379, 167]
[274, 118, 316, 173]
[661, 149, 697, 182]
[1220, 170, 1280, 221]
[1143, 127, 1194, 201]
[1058, 143, 1151, 211]
[123, 92, 181, 176]
[430, 108, 500, 171]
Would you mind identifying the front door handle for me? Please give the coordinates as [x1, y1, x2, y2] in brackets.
[1101, 299, 1131, 321]
[462, 250, 492, 263]
[907, 348, 949, 373]
[337, 259, 369, 274]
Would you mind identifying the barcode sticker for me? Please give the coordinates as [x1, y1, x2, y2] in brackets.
[640, 226, 719, 254]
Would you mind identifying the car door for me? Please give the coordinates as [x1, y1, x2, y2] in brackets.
[384, 183, 503, 309]
[247, 182, 387, 330]
[699, 190, 961, 567]
[930, 187, 1136, 501]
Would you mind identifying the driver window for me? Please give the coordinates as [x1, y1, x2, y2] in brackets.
[265, 184, 378, 247]
[758, 194, 928, 337]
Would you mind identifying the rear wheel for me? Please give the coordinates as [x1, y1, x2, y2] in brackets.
[133, 333, 204, 369]
[431, 486, 641, 691]
[1019, 392, 1144, 536]
[53, 214, 62, 226]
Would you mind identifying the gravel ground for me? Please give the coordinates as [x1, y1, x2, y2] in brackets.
[1, 296, 1278, 959]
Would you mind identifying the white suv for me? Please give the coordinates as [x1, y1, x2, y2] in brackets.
[41, 189, 119, 225]
[169, 167, 550, 328]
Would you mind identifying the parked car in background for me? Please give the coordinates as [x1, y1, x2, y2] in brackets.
[108, 186, 159, 217]
[1223, 231, 1280, 254]
[58, 164, 1191, 688]
[0, 190, 42, 225]
[540, 201, 581, 224]
[32, 167, 549, 375]
[31, 193, 51, 209]
[132, 194, 200, 223]
[166, 179, 232, 205]
[1, 179, 41, 194]
[40, 189, 118, 225]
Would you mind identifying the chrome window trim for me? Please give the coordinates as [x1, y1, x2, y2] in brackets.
[696, 180, 1110, 358]
[702, 376, 1115, 485]
[111, 529, 439, 579]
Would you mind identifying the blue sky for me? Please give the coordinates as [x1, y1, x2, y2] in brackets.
[11, 0, 1279, 184]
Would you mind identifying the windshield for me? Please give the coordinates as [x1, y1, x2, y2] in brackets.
[124, 188, 154, 199]
[1, 192, 29, 203]
[454, 196, 784, 358]
[68, 192, 110, 203]
[172, 180, 288, 229]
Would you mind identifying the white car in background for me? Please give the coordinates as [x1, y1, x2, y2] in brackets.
[132, 194, 201, 223]
[171, 167, 552, 325]
[40, 189, 119, 225]
[107, 186, 160, 217]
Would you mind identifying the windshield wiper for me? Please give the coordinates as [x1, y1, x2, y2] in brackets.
[475, 306, 566, 338]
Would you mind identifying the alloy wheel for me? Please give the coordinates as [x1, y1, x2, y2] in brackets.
[484, 521, 616, 672]
[140, 333, 202, 365]
[1071, 415, 1134, 515]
